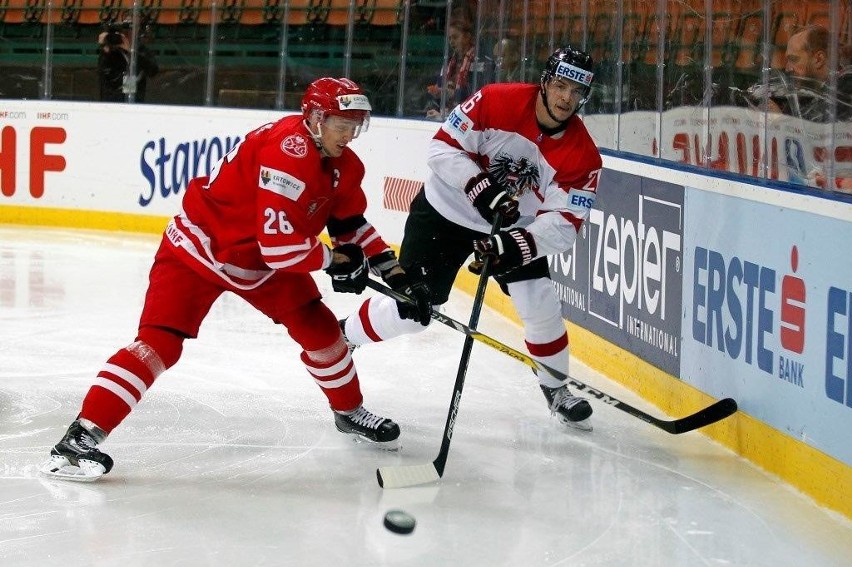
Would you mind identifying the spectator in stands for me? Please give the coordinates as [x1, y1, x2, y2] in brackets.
[780, 24, 851, 122]
[425, 18, 476, 120]
[97, 22, 159, 103]
[492, 38, 526, 83]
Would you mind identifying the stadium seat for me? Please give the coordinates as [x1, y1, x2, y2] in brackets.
[197, 0, 243, 24]
[671, 4, 704, 68]
[59, 0, 81, 24]
[566, 0, 589, 50]
[620, 2, 647, 65]
[627, 0, 654, 65]
[158, 0, 203, 25]
[75, 0, 109, 25]
[365, 0, 399, 26]
[5, 0, 45, 23]
[326, 0, 363, 27]
[589, 5, 615, 65]
[710, 9, 741, 68]
[770, 8, 802, 68]
[100, 0, 124, 24]
[240, 0, 264, 24]
[287, 0, 320, 26]
[733, 9, 763, 72]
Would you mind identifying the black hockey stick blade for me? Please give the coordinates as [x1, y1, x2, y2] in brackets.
[658, 396, 738, 434]
[366, 279, 738, 436]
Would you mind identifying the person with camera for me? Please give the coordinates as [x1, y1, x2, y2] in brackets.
[97, 23, 159, 103]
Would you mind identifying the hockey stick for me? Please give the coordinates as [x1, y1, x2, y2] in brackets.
[377, 215, 502, 489]
[368, 280, 738, 440]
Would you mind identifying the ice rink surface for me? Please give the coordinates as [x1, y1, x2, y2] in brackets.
[1, 226, 850, 567]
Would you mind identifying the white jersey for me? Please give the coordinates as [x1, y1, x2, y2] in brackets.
[424, 82, 602, 257]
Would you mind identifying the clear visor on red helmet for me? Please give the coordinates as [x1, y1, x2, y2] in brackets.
[315, 93, 372, 138]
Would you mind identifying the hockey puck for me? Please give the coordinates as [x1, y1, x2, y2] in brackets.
[383, 509, 416, 535]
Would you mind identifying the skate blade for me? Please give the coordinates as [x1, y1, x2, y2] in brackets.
[558, 416, 594, 432]
[342, 432, 401, 452]
[39, 455, 106, 482]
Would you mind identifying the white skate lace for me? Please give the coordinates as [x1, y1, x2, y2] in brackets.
[348, 406, 384, 430]
[549, 388, 579, 414]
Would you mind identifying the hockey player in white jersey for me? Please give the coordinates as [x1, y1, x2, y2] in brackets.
[341, 46, 603, 430]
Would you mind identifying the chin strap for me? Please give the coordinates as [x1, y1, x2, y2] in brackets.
[303, 118, 330, 156]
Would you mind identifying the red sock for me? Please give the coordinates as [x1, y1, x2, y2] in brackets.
[80, 328, 182, 434]
[301, 341, 363, 412]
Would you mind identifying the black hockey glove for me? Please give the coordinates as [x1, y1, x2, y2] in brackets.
[325, 243, 369, 294]
[384, 271, 433, 326]
[472, 228, 537, 275]
[368, 251, 433, 326]
[464, 172, 520, 227]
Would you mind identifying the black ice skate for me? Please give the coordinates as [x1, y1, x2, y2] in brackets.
[541, 384, 594, 432]
[40, 419, 114, 482]
[334, 405, 400, 450]
[339, 318, 357, 354]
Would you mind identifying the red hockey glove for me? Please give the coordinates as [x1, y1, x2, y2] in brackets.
[325, 244, 369, 294]
[464, 172, 519, 227]
[472, 228, 537, 274]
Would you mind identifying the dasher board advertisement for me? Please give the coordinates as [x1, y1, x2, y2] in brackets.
[682, 190, 852, 466]
[549, 170, 684, 377]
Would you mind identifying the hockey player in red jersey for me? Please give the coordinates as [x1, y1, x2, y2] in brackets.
[41, 77, 432, 481]
[341, 47, 602, 431]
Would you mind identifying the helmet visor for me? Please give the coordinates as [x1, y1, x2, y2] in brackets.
[322, 114, 370, 138]
[325, 93, 371, 136]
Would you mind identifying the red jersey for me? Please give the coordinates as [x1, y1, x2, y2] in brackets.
[164, 115, 390, 290]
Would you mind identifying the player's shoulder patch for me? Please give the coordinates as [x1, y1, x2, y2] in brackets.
[259, 166, 306, 201]
[445, 107, 473, 136]
[566, 186, 596, 211]
[280, 133, 309, 158]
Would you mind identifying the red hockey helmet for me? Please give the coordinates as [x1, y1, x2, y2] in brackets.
[301, 77, 372, 129]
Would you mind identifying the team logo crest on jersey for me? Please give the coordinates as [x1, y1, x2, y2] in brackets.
[488, 153, 540, 197]
[281, 134, 308, 158]
[259, 166, 306, 201]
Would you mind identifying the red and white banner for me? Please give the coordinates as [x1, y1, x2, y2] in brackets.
[382, 176, 421, 212]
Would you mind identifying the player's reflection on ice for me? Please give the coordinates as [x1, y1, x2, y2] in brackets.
[0, 249, 65, 309]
